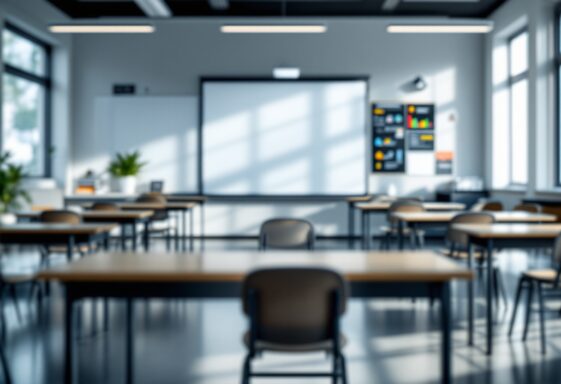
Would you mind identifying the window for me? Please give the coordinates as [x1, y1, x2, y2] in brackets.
[2, 23, 51, 176]
[557, 10, 561, 184]
[507, 30, 529, 185]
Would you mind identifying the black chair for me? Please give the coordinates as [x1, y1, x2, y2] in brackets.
[509, 233, 561, 354]
[39, 210, 89, 262]
[380, 199, 425, 249]
[241, 268, 348, 384]
[259, 219, 315, 250]
[136, 193, 173, 250]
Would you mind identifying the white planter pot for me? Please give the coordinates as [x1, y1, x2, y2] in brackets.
[0, 213, 17, 226]
[117, 176, 137, 195]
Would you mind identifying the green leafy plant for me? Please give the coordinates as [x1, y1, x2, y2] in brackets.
[0, 152, 31, 213]
[108, 151, 147, 177]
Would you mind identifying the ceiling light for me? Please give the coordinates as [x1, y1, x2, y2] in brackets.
[273, 67, 301, 79]
[134, 0, 172, 18]
[221, 25, 327, 34]
[49, 24, 155, 33]
[387, 23, 493, 34]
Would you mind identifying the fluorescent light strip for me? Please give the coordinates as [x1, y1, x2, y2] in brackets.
[49, 25, 155, 33]
[387, 24, 493, 33]
[221, 25, 327, 34]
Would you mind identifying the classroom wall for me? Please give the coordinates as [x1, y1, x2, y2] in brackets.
[70, 18, 485, 236]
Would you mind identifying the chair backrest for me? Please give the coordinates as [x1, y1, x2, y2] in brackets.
[474, 201, 503, 212]
[242, 268, 348, 345]
[91, 202, 120, 211]
[136, 193, 167, 220]
[387, 199, 425, 225]
[39, 210, 81, 225]
[259, 219, 314, 250]
[136, 192, 167, 204]
[513, 203, 541, 214]
[447, 212, 495, 248]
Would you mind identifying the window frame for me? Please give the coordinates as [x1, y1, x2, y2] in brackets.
[506, 27, 530, 187]
[556, 5, 561, 185]
[2, 22, 52, 177]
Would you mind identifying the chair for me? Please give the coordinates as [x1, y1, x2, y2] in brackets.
[513, 203, 541, 214]
[443, 212, 508, 306]
[91, 202, 120, 211]
[471, 201, 504, 212]
[241, 268, 348, 384]
[508, 234, 561, 354]
[380, 199, 425, 249]
[136, 193, 173, 249]
[39, 210, 89, 263]
[259, 219, 314, 250]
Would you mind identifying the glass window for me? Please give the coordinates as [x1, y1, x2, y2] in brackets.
[510, 78, 528, 184]
[1, 24, 50, 177]
[509, 32, 528, 77]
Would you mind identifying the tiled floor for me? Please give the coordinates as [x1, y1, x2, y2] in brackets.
[2, 239, 561, 383]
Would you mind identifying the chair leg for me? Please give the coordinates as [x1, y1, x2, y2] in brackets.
[492, 268, 500, 306]
[241, 354, 251, 384]
[0, 340, 12, 384]
[509, 278, 525, 337]
[339, 354, 348, 384]
[332, 352, 339, 384]
[7, 286, 21, 324]
[537, 282, 547, 354]
[522, 281, 535, 341]
[497, 269, 508, 306]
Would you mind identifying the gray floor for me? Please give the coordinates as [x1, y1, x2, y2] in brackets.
[2, 238, 561, 384]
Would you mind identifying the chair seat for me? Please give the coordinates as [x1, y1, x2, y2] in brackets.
[47, 244, 91, 254]
[380, 226, 424, 235]
[243, 331, 347, 353]
[523, 269, 559, 283]
[440, 248, 486, 260]
[2, 269, 37, 284]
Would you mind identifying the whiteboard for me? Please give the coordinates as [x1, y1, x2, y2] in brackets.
[201, 80, 368, 196]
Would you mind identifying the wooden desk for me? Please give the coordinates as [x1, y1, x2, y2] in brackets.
[17, 211, 154, 251]
[0, 223, 116, 260]
[451, 223, 561, 355]
[358, 202, 466, 249]
[119, 202, 196, 251]
[392, 212, 557, 250]
[40, 251, 472, 384]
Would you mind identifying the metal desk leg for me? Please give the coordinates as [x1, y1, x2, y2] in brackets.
[126, 299, 134, 384]
[143, 221, 150, 251]
[189, 209, 194, 252]
[486, 239, 494, 355]
[398, 221, 404, 251]
[103, 233, 110, 251]
[348, 202, 354, 249]
[0, 338, 12, 384]
[440, 282, 452, 384]
[467, 241, 474, 346]
[132, 223, 137, 252]
[121, 226, 127, 251]
[174, 212, 180, 251]
[64, 295, 75, 384]
[182, 210, 187, 251]
[66, 235, 75, 262]
[200, 202, 205, 251]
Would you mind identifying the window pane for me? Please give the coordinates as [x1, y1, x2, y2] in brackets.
[2, 74, 45, 176]
[2, 29, 46, 76]
[510, 78, 528, 184]
[509, 31, 528, 77]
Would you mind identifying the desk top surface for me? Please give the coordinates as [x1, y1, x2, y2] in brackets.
[393, 211, 556, 223]
[38, 251, 473, 283]
[119, 202, 196, 210]
[17, 210, 154, 220]
[357, 202, 466, 212]
[452, 223, 561, 239]
[0, 223, 117, 235]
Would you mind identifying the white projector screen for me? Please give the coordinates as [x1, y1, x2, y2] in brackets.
[201, 79, 368, 196]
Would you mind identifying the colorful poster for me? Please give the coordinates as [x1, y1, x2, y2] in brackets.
[436, 151, 454, 175]
[371, 103, 406, 173]
[406, 104, 435, 151]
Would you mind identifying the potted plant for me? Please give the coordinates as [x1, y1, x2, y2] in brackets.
[0, 152, 31, 225]
[108, 151, 147, 194]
